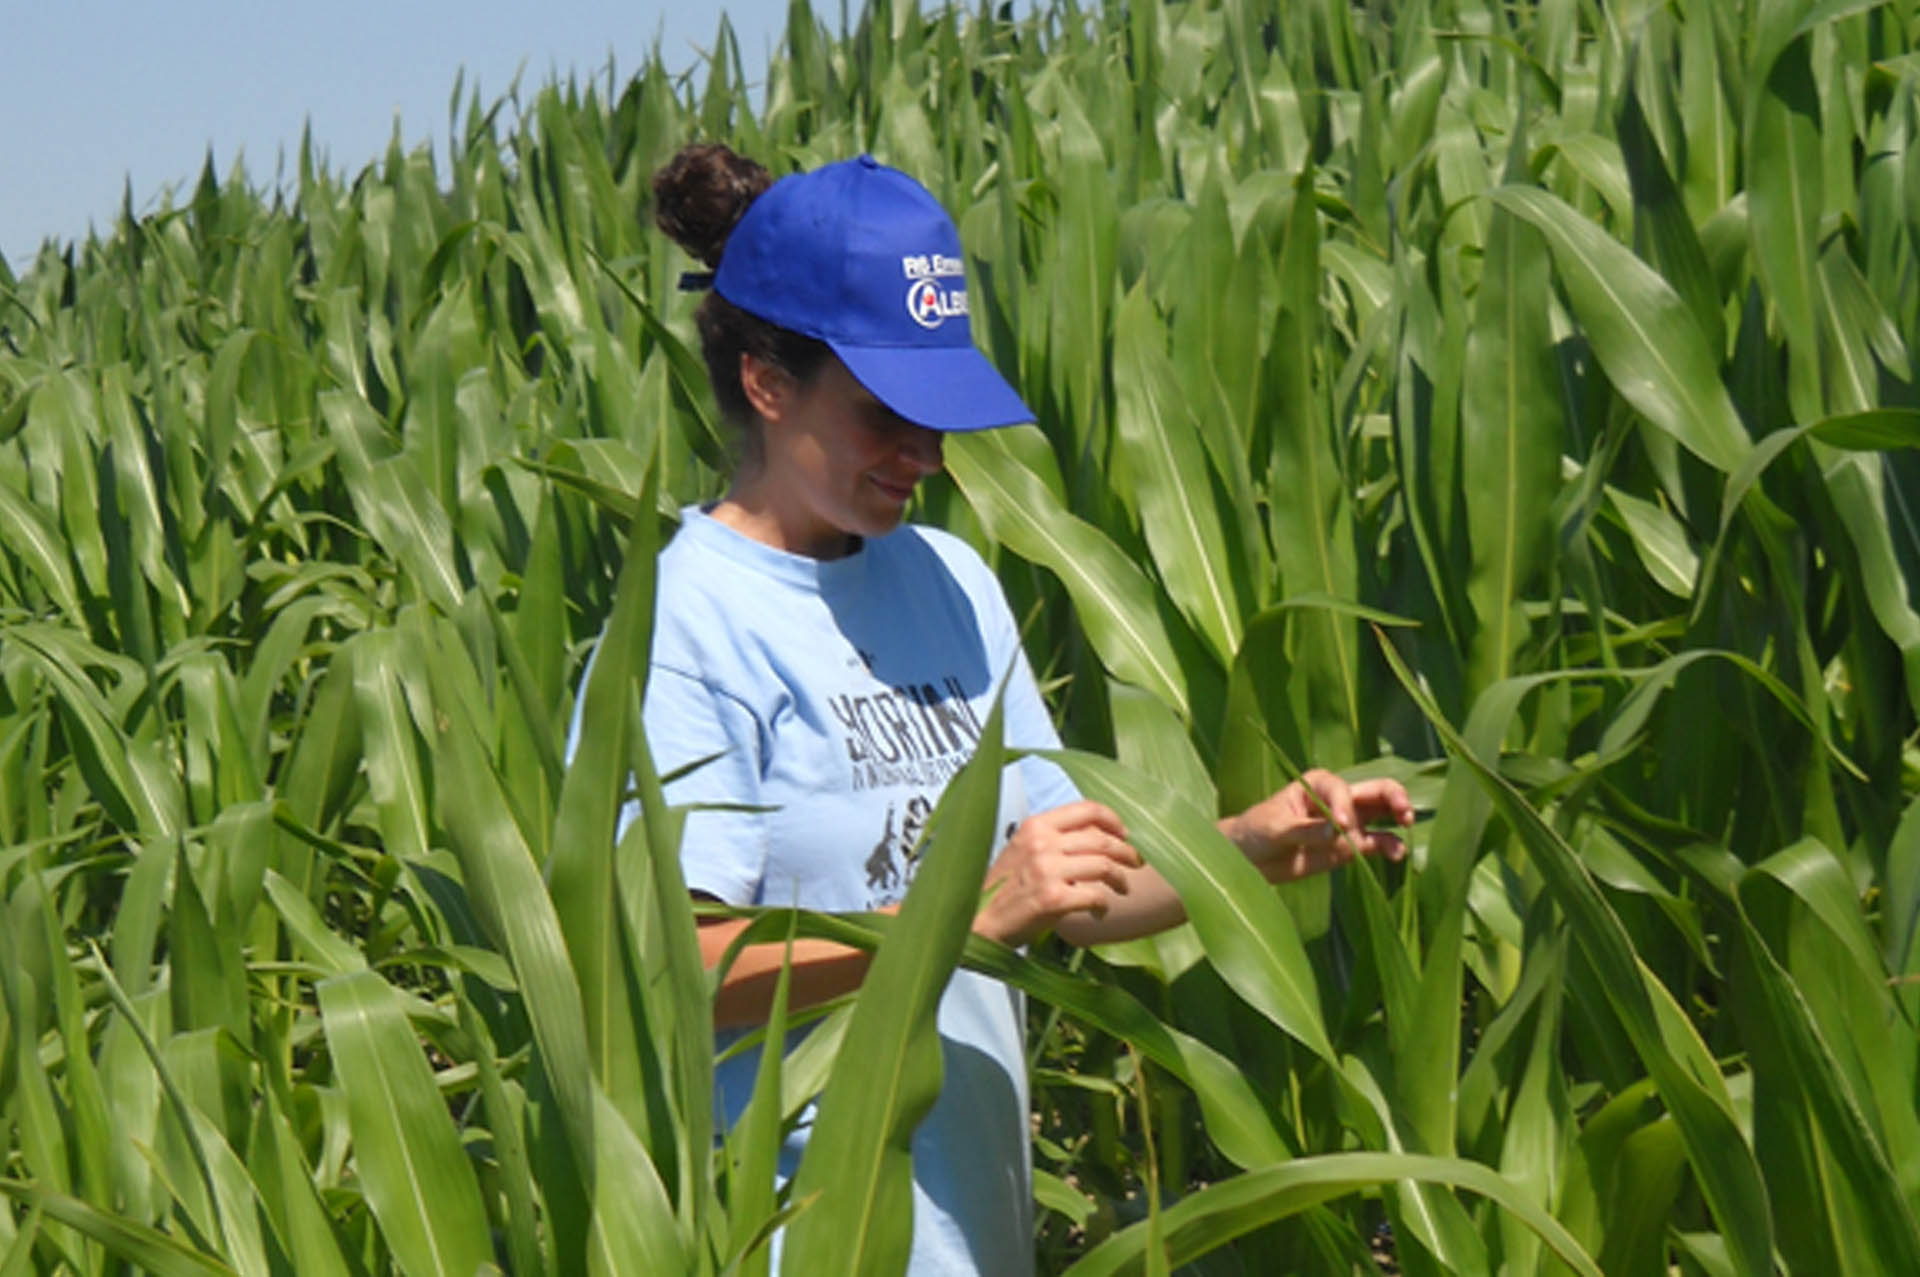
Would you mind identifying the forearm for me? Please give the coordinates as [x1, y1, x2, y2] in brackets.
[1050, 815, 1270, 946]
[698, 915, 884, 1029]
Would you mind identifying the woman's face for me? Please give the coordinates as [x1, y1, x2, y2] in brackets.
[737, 355, 945, 558]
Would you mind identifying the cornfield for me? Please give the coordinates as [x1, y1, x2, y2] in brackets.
[2, 0, 1918, 1272]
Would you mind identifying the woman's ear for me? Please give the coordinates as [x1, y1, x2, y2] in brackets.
[739, 353, 792, 424]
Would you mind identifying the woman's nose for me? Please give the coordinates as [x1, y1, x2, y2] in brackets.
[901, 424, 944, 472]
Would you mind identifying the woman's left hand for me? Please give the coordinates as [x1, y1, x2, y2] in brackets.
[1220, 769, 1415, 884]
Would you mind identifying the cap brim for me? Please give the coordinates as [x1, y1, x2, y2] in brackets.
[833, 342, 1034, 432]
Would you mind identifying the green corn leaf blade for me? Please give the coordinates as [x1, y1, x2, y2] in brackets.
[458, 998, 545, 1277]
[1033, 1169, 1094, 1229]
[179, 656, 265, 826]
[90, 953, 266, 1277]
[1604, 485, 1701, 596]
[1490, 186, 1750, 472]
[1036, 75, 1116, 446]
[714, 905, 1291, 1172]
[1728, 905, 1920, 1273]
[1110, 284, 1246, 666]
[531, 438, 654, 511]
[0, 479, 84, 619]
[96, 985, 165, 1220]
[1392, 245, 1472, 657]
[40, 374, 109, 606]
[37, 371, 112, 603]
[1343, 843, 1421, 1058]
[1745, 31, 1826, 423]
[479, 555, 562, 763]
[1461, 178, 1564, 695]
[1618, 75, 1727, 369]
[172, 1101, 271, 1277]
[100, 363, 190, 626]
[1377, 633, 1773, 1276]
[549, 498, 661, 1144]
[321, 390, 464, 613]
[167, 850, 250, 1045]
[1340, 1057, 1488, 1277]
[351, 630, 434, 866]
[1164, 175, 1271, 598]
[1680, 0, 1738, 219]
[510, 484, 572, 734]
[1742, 843, 1920, 1202]
[604, 461, 716, 1236]
[424, 672, 577, 990]
[201, 329, 259, 518]
[316, 970, 494, 1277]
[946, 429, 1190, 717]
[1705, 410, 1920, 620]
[0, 884, 73, 1220]
[275, 646, 364, 836]
[590, 251, 729, 475]
[247, 1088, 354, 1277]
[1887, 794, 1920, 1002]
[401, 284, 472, 519]
[262, 869, 367, 976]
[1809, 409, 1920, 451]
[1214, 607, 1309, 836]
[110, 836, 170, 1002]
[1547, 131, 1634, 226]
[1044, 749, 1335, 1065]
[1584, 1095, 1691, 1277]
[582, 1079, 689, 1277]
[0, 1180, 235, 1277]
[1816, 240, 1900, 415]
[1820, 447, 1920, 710]
[1264, 162, 1360, 763]
[1, 965, 76, 1270]
[1746, 841, 1892, 1001]
[0, 1204, 38, 1277]
[423, 631, 616, 1207]
[726, 915, 797, 1277]
[6, 623, 180, 835]
[1495, 941, 1569, 1277]
[780, 694, 1008, 1276]
[31, 874, 118, 1213]
[1061, 1152, 1602, 1277]
[1108, 680, 1214, 808]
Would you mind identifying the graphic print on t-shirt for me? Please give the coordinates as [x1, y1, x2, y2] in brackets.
[862, 793, 937, 908]
[900, 795, 932, 878]
[865, 805, 900, 892]
[828, 678, 985, 792]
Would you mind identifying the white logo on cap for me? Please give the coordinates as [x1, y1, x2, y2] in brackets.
[901, 253, 968, 329]
[906, 279, 969, 328]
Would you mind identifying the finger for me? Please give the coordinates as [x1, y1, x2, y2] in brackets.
[1041, 799, 1129, 840]
[1267, 838, 1353, 883]
[1055, 827, 1143, 869]
[1350, 778, 1416, 825]
[1301, 769, 1359, 841]
[1054, 849, 1134, 894]
[1369, 832, 1409, 862]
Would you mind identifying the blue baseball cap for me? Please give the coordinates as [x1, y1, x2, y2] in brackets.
[713, 154, 1034, 432]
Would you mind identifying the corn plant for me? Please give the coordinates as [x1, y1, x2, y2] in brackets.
[1, 1, 1917, 1274]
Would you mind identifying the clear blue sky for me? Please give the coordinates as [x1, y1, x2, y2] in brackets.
[2, 0, 811, 269]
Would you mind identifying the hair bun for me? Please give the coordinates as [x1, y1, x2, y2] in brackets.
[652, 143, 774, 269]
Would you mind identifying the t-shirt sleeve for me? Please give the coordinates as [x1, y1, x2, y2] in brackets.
[1000, 643, 1083, 817]
[640, 662, 769, 905]
[951, 540, 1082, 817]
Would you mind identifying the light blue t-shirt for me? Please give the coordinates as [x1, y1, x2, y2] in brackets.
[624, 506, 1079, 1275]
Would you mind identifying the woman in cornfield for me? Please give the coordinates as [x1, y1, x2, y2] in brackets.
[615, 141, 1414, 1274]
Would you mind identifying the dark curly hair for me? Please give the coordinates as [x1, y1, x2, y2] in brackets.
[651, 143, 832, 456]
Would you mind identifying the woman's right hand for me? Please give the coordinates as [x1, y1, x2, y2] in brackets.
[973, 800, 1142, 946]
